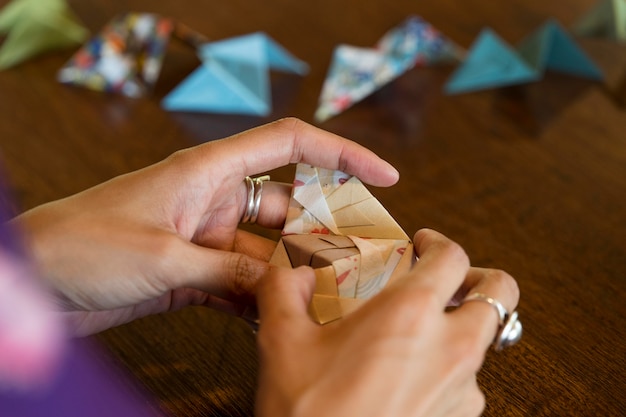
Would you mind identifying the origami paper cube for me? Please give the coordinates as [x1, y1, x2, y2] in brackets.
[573, 0, 626, 42]
[0, 0, 88, 70]
[57, 12, 175, 97]
[270, 164, 414, 324]
[161, 32, 309, 116]
[315, 15, 464, 122]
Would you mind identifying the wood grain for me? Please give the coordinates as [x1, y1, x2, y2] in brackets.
[1, 0, 624, 415]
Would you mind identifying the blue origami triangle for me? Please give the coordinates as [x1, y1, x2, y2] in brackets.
[161, 61, 269, 114]
[199, 32, 308, 74]
[517, 20, 604, 80]
[259, 34, 309, 75]
[162, 32, 308, 115]
[202, 34, 269, 113]
[444, 28, 538, 94]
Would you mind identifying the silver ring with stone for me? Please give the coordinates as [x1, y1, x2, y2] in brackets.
[462, 292, 522, 351]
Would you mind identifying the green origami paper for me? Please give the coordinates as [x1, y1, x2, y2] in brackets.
[573, 0, 626, 41]
[0, 0, 88, 70]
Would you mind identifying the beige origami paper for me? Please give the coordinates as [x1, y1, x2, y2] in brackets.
[270, 164, 414, 324]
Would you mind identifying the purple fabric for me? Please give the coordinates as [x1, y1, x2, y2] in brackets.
[0, 167, 165, 417]
[0, 340, 165, 417]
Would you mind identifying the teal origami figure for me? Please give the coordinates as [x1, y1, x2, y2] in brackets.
[0, 0, 88, 70]
[443, 29, 537, 95]
[517, 20, 604, 80]
[572, 0, 626, 42]
[161, 32, 309, 116]
[445, 20, 604, 95]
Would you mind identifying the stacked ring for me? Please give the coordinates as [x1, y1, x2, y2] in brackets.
[241, 175, 270, 224]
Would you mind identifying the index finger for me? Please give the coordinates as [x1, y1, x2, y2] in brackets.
[390, 229, 471, 308]
[451, 268, 521, 352]
[208, 118, 400, 187]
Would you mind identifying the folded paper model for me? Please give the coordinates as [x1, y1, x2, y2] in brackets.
[270, 164, 414, 324]
[0, 0, 88, 70]
[57, 12, 177, 97]
[314, 15, 464, 122]
[162, 32, 309, 116]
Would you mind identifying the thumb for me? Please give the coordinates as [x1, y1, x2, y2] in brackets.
[256, 266, 316, 331]
[157, 235, 271, 302]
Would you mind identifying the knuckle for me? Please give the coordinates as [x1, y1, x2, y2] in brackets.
[146, 234, 180, 269]
[225, 253, 258, 296]
[269, 117, 308, 163]
[487, 268, 520, 305]
[416, 229, 470, 267]
[379, 288, 440, 333]
[439, 239, 470, 266]
[163, 147, 193, 170]
[273, 116, 304, 133]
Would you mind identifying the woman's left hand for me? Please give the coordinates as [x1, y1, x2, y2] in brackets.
[14, 118, 399, 336]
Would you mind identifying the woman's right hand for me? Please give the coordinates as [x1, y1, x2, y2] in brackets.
[255, 228, 520, 417]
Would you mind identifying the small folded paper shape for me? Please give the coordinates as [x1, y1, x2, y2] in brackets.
[314, 15, 464, 122]
[445, 20, 604, 95]
[57, 12, 178, 98]
[572, 0, 626, 42]
[270, 164, 414, 325]
[517, 20, 604, 80]
[0, 0, 88, 70]
[161, 32, 309, 116]
[443, 29, 538, 94]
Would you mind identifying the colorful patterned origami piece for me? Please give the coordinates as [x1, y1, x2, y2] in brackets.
[57, 12, 177, 98]
[161, 32, 309, 116]
[573, 0, 626, 42]
[270, 164, 414, 325]
[314, 15, 465, 122]
[0, 0, 88, 70]
[445, 20, 604, 95]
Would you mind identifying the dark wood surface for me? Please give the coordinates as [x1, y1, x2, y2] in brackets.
[1, 0, 625, 415]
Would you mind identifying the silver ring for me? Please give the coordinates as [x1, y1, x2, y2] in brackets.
[462, 292, 522, 351]
[241, 175, 270, 224]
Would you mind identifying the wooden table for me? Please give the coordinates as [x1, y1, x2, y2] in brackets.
[1, 0, 625, 415]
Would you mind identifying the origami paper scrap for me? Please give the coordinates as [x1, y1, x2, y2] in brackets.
[517, 20, 604, 81]
[58, 12, 177, 98]
[0, 0, 88, 70]
[572, 0, 626, 42]
[161, 32, 309, 116]
[444, 28, 538, 95]
[270, 164, 414, 325]
[315, 15, 465, 122]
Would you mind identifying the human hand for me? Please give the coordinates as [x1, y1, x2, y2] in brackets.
[13, 118, 399, 336]
[255, 228, 520, 417]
